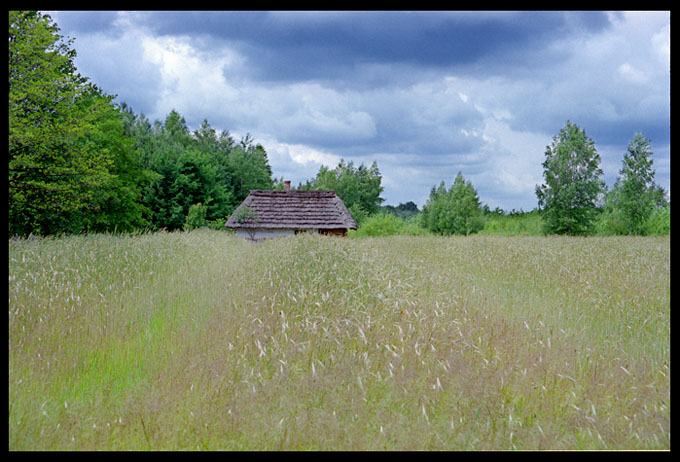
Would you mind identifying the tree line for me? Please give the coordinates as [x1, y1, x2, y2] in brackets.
[9, 11, 385, 237]
[420, 121, 668, 236]
[9, 11, 669, 238]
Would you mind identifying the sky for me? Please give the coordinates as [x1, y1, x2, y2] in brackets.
[46, 10, 670, 211]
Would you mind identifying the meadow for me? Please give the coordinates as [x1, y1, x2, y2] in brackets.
[8, 230, 670, 450]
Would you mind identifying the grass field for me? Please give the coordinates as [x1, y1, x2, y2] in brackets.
[8, 230, 670, 450]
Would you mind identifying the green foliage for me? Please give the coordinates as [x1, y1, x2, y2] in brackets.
[184, 203, 208, 230]
[74, 103, 157, 233]
[9, 12, 669, 240]
[8, 11, 274, 236]
[536, 121, 606, 236]
[602, 133, 667, 235]
[310, 159, 384, 215]
[594, 133, 668, 236]
[8, 11, 137, 236]
[383, 202, 418, 218]
[382, 201, 420, 220]
[346, 203, 370, 226]
[207, 217, 228, 231]
[421, 172, 484, 235]
[644, 204, 670, 235]
[232, 205, 259, 225]
[479, 210, 545, 236]
[595, 201, 670, 236]
[349, 213, 429, 237]
[225, 141, 274, 203]
[127, 110, 274, 231]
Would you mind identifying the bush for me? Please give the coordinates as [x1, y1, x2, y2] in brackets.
[593, 208, 628, 236]
[347, 203, 370, 226]
[594, 205, 670, 236]
[421, 172, 484, 235]
[184, 203, 208, 230]
[644, 205, 670, 235]
[350, 213, 429, 237]
[207, 217, 228, 231]
[479, 211, 544, 236]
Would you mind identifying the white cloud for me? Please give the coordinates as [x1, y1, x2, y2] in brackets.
[253, 136, 342, 187]
[473, 117, 549, 209]
[140, 35, 244, 123]
[617, 63, 648, 84]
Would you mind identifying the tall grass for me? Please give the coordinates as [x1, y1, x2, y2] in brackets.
[9, 231, 669, 450]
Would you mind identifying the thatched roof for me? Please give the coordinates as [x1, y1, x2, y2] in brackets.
[225, 190, 358, 230]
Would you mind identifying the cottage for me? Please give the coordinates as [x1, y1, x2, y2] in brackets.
[225, 181, 357, 240]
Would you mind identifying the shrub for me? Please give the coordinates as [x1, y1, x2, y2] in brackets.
[184, 202, 208, 230]
[350, 213, 429, 237]
[644, 205, 670, 235]
[479, 211, 544, 236]
[207, 217, 228, 231]
[347, 203, 369, 226]
[421, 172, 484, 235]
[595, 205, 670, 236]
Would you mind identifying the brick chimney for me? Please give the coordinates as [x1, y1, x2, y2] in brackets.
[284, 180, 291, 191]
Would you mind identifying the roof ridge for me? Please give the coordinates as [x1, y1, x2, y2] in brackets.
[250, 189, 337, 195]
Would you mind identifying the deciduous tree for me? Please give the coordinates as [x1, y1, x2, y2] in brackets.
[421, 172, 484, 235]
[535, 121, 605, 235]
[9, 11, 156, 236]
[600, 133, 668, 235]
[311, 159, 384, 215]
[9, 11, 119, 235]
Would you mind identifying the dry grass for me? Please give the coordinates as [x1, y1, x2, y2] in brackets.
[8, 231, 670, 450]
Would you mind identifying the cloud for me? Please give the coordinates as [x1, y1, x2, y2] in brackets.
[65, 24, 163, 115]
[45, 10, 669, 210]
[115, 11, 614, 84]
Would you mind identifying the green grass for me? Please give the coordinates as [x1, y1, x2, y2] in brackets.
[9, 231, 670, 450]
[478, 211, 544, 236]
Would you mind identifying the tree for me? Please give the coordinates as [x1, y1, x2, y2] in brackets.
[613, 133, 666, 235]
[76, 102, 157, 233]
[598, 133, 668, 235]
[136, 111, 237, 231]
[232, 205, 260, 241]
[184, 202, 208, 231]
[9, 11, 122, 235]
[535, 121, 606, 235]
[421, 172, 484, 235]
[226, 143, 274, 203]
[9, 11, 276, 236]
[311, 159, 384, 215]
[421, 181, 448, 234]
[383, 201, 420, 220]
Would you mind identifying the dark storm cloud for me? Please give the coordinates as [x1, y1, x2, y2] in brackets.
[134, 11, 614, 84]
[48, 10, 121, 36]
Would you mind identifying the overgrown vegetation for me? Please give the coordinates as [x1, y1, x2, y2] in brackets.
[9, 231, 670, 450]
[349, 213, 428, 237]
[349, 205, 670, 238]
[478, 210, 544, 237]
